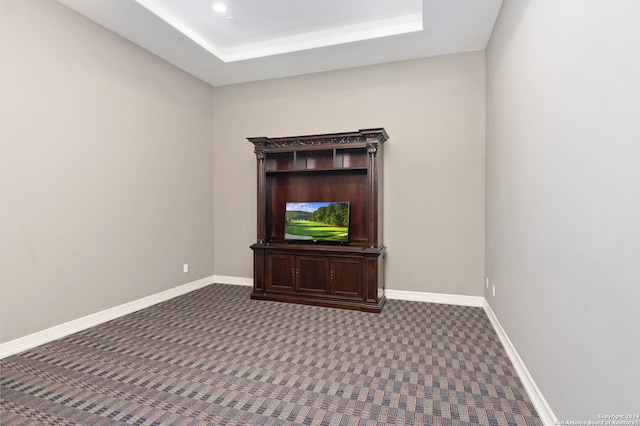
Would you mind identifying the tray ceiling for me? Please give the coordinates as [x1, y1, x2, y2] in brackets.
[57, 0, 502, 87]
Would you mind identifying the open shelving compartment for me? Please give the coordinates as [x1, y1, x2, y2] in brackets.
[265, 147, 369, 173]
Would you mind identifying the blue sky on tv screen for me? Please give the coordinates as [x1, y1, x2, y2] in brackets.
[286, 202, 333, 213]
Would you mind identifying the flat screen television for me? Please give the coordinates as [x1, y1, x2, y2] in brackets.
[285, 201, 350, 243]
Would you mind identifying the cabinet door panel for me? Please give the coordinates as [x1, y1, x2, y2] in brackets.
[297, 256, 329, 293]
[332, 257, 362, 298]
[266, 254, 295, 290]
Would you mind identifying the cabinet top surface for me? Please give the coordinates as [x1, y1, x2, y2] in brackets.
[251, 242, 385, 255]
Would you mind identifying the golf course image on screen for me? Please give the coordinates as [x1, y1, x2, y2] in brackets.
[285, 202, 350, 242]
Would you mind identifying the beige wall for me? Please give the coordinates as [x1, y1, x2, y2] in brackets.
[0, 0, 215, 342]
[213, 52, 486, 296]
[486, 0, 640, 418]
[1, 2, 486, 343]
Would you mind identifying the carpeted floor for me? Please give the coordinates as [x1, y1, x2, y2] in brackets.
[0, 284, 541, 425]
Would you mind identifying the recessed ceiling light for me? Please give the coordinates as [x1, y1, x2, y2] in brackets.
[212, 3, 227, 13]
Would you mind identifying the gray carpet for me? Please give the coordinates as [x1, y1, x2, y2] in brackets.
[0, 284, 541, 425]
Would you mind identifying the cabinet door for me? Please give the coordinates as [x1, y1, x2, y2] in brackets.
[331, 256, 363, 299]
[297, 256, 330, 293]
[266, 253, 295, 291]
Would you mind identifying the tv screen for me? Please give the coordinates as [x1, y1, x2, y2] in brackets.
[285, 202, 350, 243]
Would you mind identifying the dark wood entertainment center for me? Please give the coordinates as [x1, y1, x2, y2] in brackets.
[248, 128, 388, 312]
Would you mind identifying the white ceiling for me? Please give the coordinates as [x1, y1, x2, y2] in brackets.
[57, 0, 503, 87]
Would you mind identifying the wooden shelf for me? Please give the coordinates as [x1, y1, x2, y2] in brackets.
[266, 167, 367, 175]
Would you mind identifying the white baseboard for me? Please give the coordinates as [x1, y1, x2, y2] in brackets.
[213, 274, 253, 287]
[385, 289, 484, 307]
[0, 275, 217, 359]
[483, 300, 557, 425]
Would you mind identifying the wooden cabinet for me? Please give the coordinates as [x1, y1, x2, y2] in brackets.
[265, 253, 331, 294]
[248, 129, 387, 312]
[265, 251, 363, 298]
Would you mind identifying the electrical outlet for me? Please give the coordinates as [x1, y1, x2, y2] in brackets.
[183, 264, 188, 273]
[486, 278, 489, 289]
[492, 284, 496, 298]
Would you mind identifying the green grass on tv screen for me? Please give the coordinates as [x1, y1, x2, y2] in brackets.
[285, 220, 348, 241]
